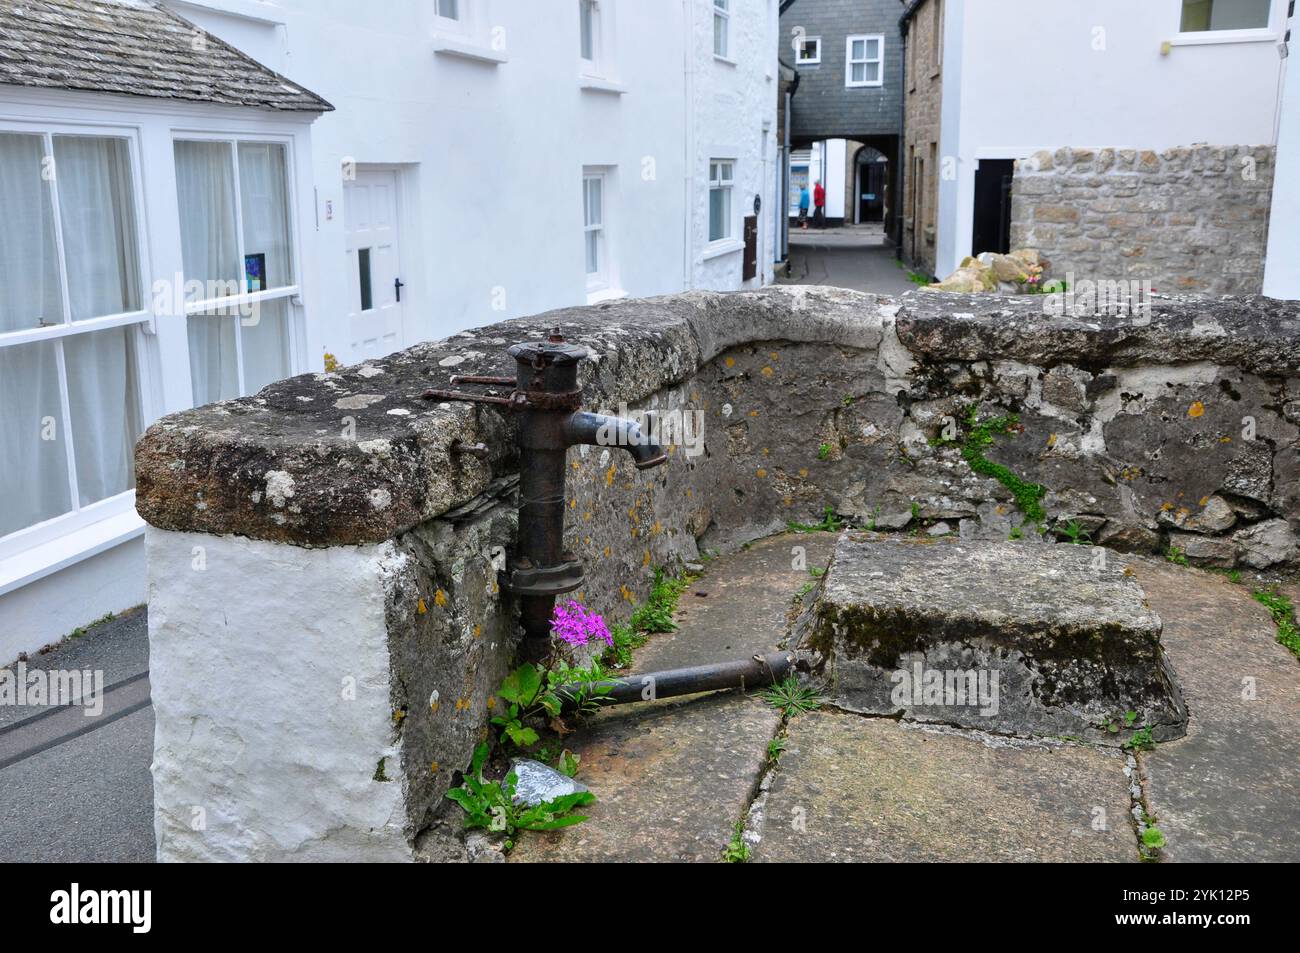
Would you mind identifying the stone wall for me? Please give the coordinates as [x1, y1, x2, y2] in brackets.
[135, 286, 1300, 861]
[901, 0, 942, 277]
[1011, 145, 1276, 295]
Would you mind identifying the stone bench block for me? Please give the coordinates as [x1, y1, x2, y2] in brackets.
[797, 533, 1187, 743]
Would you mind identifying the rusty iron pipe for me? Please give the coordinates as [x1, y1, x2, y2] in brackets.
[558, 652, 794, 711]
[564, 411, 670, 470]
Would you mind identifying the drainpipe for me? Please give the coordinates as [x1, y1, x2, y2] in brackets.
[897, 14, 909, 259]
[779, 58, 800, 260]
[682, 0, 697, 290]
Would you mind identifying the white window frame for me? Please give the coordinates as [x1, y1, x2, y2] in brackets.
[172, 131, 305, 405]
[0, 119, 153, 558]
[713, 0, 731, 60]
[845, 34, 884, 88]
[579, 0, 600, 69]
[432, 0, 509, 63]
[582, 169, 616, 298]
[1172, 0, 1280, 45]
[795, 35, 821, 65]
[435, 0, 465, 30]
[707, 158, 735, 244]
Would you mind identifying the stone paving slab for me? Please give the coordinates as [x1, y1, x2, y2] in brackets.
[1128, 560, 1300, 862]
[511, 533, 829, 862]
[508, 692, 779, 863]
[633, 532, 837, 674]
[753, 712, 1135, 863]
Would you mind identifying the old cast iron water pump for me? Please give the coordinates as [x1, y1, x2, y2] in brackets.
[425, 329, 792, 693]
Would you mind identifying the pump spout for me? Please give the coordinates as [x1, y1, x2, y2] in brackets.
[564, 411, 669, 470]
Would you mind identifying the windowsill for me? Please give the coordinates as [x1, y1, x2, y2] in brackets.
[1168, 28, 1279, 46]
[432, 35, 509, 64]
[586, 287, 627, 304]
[0, 505, 144, 597]
[579, 75, 627, 94]
[846, 81, 884, 89]
[702, 238, 744, 261]
[713, 54, 738, 66]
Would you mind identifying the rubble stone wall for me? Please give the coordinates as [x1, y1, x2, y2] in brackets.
[136, 286, 1300, 860]
[1010, 145, 1275, 295]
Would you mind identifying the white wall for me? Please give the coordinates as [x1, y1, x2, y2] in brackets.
[935, 0, 1289, 277]
[174, 0, 777, 356]
[824, 138, 848, 220]
[689, 0, 780, 289]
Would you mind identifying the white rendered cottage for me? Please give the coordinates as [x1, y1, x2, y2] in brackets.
[0, 0, 330, 659]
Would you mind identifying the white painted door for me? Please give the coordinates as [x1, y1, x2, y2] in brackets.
[344, 169, 405, 360]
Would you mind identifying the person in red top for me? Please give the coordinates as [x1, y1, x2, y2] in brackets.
[812, 180, 826, 229]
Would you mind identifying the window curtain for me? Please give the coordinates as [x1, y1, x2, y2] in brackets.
[175, 140, 240, 405]
[0, 135, 68, 535]
[64, 326, 140, 508]
[52, 136, 140, 320]
[0, 133, 62, 332]
[0, 340, 70, 536]
[238, 142, 293, 289]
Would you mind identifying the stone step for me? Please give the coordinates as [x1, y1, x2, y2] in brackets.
[796, 533, 1188, 744]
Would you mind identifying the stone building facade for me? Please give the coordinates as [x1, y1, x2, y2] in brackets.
[901, 0, 942, 277]
[1011, 146, 1276, 295]
[781, 0, 902, 232]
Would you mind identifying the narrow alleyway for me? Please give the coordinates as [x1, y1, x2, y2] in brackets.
[779, 223, 918, 296]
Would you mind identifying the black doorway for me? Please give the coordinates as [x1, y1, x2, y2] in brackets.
[857, 158, 886, 223]
[971, 159, 1014, 256]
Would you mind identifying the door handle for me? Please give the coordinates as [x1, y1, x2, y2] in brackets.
[395, 277, 405, 303]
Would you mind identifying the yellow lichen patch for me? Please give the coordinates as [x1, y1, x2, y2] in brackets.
[583, 536, 591, 546]
[455, 697, 470, 712]
[996, 504, 1008, 515]
[1199, 496, 1210, 507]
[430, 761, 439, 774]
[642, 549, 651, 566]
[686, 488, 693, 499]
[1160, 502, 1174, 511]
[434, 589, 447, 607]
[769, 351, 780, 361]
[570, 498, 577, 509]
[603, 546, 611, 558]
[473, 624, 482, 639]
[392, 709, 406, 724]
[583, 510, 592, 521]
[430, 700, 440, 713]
[650, 520, 662, 535]
[725, 356, 735, 368]
[417, 598, 427, 615]
[762, 447, 770, 456]
[1188, 401, 1205, 418]
[1220, 435, 1233, 443]
[620, 584, 634, 602]
[571, 460, 580, 470]
[799, 468, 809, 478]
[1046, 433, 1058, 448]
[756, 468, 767, 478]
[761, 366, 774, 377]
[783, 495, 793, 506]
[631, 526, 639, 538]
[486, 696, 496, 710]
[605, 465, 616, 487]
[749, 410, 759, 417]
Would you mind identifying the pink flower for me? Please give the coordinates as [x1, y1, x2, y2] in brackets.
[551, 600, 613, 648]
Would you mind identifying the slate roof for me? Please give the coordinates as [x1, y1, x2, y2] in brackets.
[0, 0, 332, 112]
